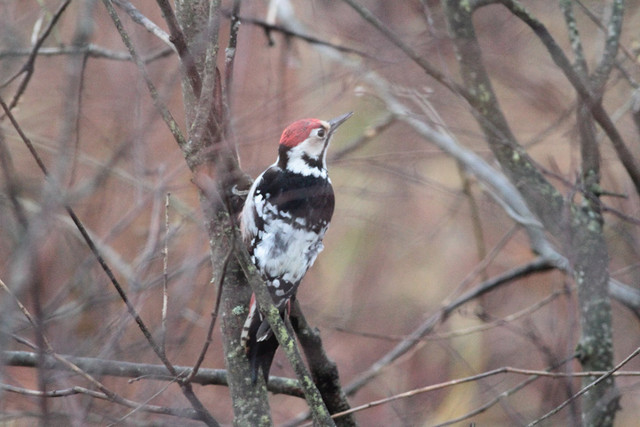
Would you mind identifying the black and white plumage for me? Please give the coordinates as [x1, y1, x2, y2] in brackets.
[240, 112, 352, 383]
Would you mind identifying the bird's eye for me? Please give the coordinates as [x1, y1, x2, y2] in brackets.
[317, 128, 326, 138]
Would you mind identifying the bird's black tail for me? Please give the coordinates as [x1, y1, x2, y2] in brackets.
[247, 322, 279, 384]
[241, 294, 285, 384]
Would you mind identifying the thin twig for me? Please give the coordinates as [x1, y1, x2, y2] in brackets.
[183, 244, 233, 384]
[0, 0, 72, 110]
[432, 355, 577, 427]
[0, 383, 201, 420]
[161, 193, 170, 354]
[340, 0, 470, 99]
[528, 345, 640, 426]
[0, 45, 174, 62]
[326, 364, 640, 423]
[102, 0, 187, 150]
[334, 288, 566, 342]
[344, 256, 556, 395]
[223, 10, 371, 58]
[0, 129, 28, 228]
[330, 112, 395, 162]
[0, 93, 216, 426]
[155, 0, 202, 96]
[2, 350, 303, 397]
[113, 0, 176, 51]
[223, 0, 240, 115]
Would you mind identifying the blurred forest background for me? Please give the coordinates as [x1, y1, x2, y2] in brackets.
[1, 0, 640, 425]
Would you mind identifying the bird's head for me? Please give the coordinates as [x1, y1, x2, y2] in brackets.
[277, 112, 353, 176]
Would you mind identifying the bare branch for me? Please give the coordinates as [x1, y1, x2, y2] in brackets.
[183, 244, 232, 384]
[156, 0, 202, 96]
[560, 0, 589, 79]
[340, 0, 467, 96]
[332, 363, 640, 424]
[498, 0, 640, 197]
[1, 350, 303, 397]
[290, 302, 356, 426]
[590, 0, 625, 90]
[224, 10, 370, 58]
[112, 0, 176, 52]
[529, 345, 640, 426]
[1, 78, 216, 425]
[102, 0, 188, 150]
[344, 257, 556, 395]
[234, 240, 336, 425]
[0, 45, 173, 62]
[0, 0, 72, 110]
[0, 383, 201, 421]
[161, 193, 170, 354]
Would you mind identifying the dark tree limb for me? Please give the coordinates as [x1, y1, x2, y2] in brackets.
[442, 0, 565, 234]
[344, 257, 556, 395]
[233, 239, 336, 426]
[443, 1, 621, 424]
[290, 302, 356, 426]
[156, 0, 202, 97]
[102, 0, 187, 150]
[1, 383, 201, 421]
[1, 350, 303, 397]
[223, 10, 370, 58]
[0, 0, 72, 111]
[112, 0, 175, 50]
[497, 0, 640, 198]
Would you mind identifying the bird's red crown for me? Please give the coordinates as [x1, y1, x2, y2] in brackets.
[279, 118, 324, 148]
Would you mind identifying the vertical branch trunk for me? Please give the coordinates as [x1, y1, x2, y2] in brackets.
[570, 208, 619, 426]
[206, 201, 273, 426]
[441, 0, 564, 233]
[172, 1, 273, 423]
[442, 1, 619, 424]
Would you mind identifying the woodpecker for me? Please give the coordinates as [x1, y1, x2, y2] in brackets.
[240, 112, 353, 384]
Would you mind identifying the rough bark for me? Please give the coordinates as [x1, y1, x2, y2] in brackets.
[170, 3, 340, 424]
[171, 2, 274, 424]
[442, 1, 619, 424]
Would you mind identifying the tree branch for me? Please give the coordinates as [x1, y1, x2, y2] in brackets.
[0, 45, 173, 62]
[102, 0, 187, 150]
[344, 257, 556, 395]
[234, 241, 336, 426]
[112, 0, 176, 52]
[0, 383, 201, 421]
[497, 0, 640, 197]
[1, 350, 303, 397]
[0, 0, 72, 111]
[156, 0, 202, 97]
[290, 302, 356, 426]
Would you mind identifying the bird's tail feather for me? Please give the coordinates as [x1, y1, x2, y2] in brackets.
[241, 294, 285, 384]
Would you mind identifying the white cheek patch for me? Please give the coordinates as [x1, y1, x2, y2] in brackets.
[286, 140, 328, 178]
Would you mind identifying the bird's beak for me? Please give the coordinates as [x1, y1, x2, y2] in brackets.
[328, 112, 353, 133]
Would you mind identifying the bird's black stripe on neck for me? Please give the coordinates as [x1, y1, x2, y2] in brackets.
[277, 145, 326, 171]
[301, 153, 323, 170]
[278, 145, 290, 169]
